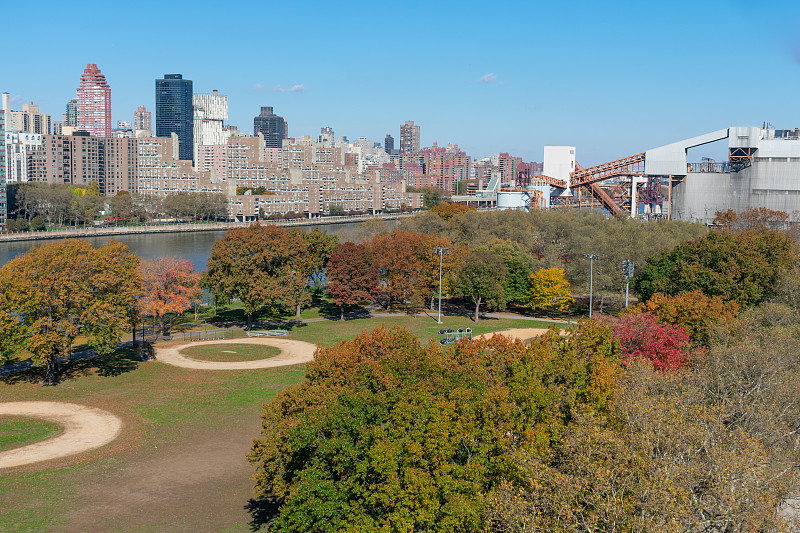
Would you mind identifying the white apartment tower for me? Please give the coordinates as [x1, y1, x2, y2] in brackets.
[193, 90, 229, 164]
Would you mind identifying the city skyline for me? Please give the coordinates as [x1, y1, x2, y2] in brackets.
[3, 0, 800, 164]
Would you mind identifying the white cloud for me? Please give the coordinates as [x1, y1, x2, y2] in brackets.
[10, 95, 24, 105]
[478, 73, 497, 83]
[273, 84, 305, 93]
[252, 83, 264, 91]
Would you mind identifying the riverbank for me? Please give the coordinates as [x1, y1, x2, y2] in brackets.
[0, 212, 413, 243]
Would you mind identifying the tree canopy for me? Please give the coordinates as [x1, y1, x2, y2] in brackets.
[202, 223, 299, 329]
[140, 257, 201, 336]
[452, 251, 506, 321]
[249, 321, 620, 531]
[634, 229, 798, 308]
[0, 239, 141, 383]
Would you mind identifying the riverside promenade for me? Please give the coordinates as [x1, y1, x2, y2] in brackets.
[0, 212, 414, 243]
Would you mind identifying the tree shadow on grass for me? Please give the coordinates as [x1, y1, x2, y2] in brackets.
[0, 348, 141, 385]
[245, 494, 280, 531]
[61, 348, 140, 379]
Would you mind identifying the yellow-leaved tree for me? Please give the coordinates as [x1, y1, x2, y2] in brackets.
[527, 267, 574, 312]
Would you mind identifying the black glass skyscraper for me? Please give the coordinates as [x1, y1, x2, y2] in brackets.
[155, 74, 193, 162]
[253, 107, 286, 148]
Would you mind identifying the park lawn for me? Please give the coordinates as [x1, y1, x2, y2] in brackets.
[0, 417, 63, 452]
[0, 348, 306, 533]
[180, 344, 281, 362]
[0, 314, 558, 532]
[284, 314, 558, 347]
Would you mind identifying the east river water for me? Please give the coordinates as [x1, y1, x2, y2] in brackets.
[0, 221, 368, 270]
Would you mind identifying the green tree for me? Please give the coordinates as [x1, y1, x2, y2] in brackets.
[475, 238, 537, 304]
[527, 267, 574, 312]
[0, 240, 141, 383]
[452, 251, 506, 321]
[202, 223, 298, 329]
[286, 228, 338, 319]
[634, 229, 798, 308]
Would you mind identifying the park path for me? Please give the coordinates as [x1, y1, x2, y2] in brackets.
[0, 401, 122, 469]
[155, 337, 317, 370]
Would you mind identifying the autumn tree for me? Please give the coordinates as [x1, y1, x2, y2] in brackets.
[140, 257, 201, 336]
[452, 251, 506, 321]
[631, 290, 738, 345]
[489, 306, 800, 531]
[602, 312, 691, 372]
[431, 202, 474, 220]
[326, 242, 381, 320]
[369, 230, 430, 310]
[202, 223, 298, 329]
[249, 321, 620, 532]
[285, 228, 338, 319]
[0, 239, 141, 384]
[634, 229, 798, 308]
[526, 267, 574, 312]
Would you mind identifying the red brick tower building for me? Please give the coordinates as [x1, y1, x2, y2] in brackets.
[77, 64, 111, 138]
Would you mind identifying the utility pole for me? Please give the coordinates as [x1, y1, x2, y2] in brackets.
[583, 253, 599, 317]
[622, 260, 634, 308]
[432, 246, 449, 324]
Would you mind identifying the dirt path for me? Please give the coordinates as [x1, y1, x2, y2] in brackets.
[0, 402, 122, 469]
[476, 328, 551, 341]
[156, 337, 317, 370]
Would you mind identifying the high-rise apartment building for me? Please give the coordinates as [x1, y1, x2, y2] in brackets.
[193, 90, 229, 163]
[0, 108, 6, 229]
[4, 132, 43, 183]
[77, 64, 112, 138]
[65, 98, 78, 127]
[134, 106, 151, 132]
[400, 120, 420, 156]
[156, 74, 194, 161]
[26, 132, 138, 196]
[253, 107, 287, 148]
[318, 126, 334, 145]
[5, 102, 51, 135]
[384, 134, 394, 154]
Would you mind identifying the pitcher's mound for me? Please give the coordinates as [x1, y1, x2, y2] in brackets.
[156, 337, 317, 370]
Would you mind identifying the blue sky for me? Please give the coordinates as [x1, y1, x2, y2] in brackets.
[4, 0, 799, 165]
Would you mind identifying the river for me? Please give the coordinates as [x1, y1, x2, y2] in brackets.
[0, 221, 372, 270]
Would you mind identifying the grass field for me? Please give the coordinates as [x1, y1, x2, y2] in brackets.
[0, 417, 63, 453]
[0, 312, 558, 532]
[180, 344, 281, 362]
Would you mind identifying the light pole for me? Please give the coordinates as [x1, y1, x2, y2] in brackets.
[622, 260, 634, 308]
[433, 246, 449, 324]
[583, 253, 599, 317]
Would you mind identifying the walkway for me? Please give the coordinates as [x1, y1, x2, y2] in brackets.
[0, 401, 122, 469]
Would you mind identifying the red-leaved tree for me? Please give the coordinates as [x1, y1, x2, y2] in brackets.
[603, 313, 691, 372]
[140, 257, 201, 336]
[327, 242, 380, 320]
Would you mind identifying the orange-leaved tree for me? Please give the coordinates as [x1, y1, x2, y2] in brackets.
[327, 242, 381, 320]
[140, 257, 201, 336]
[527, 267, 574, 312]
[630, 290, 738, 345]
[0, 239, 141, 384]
